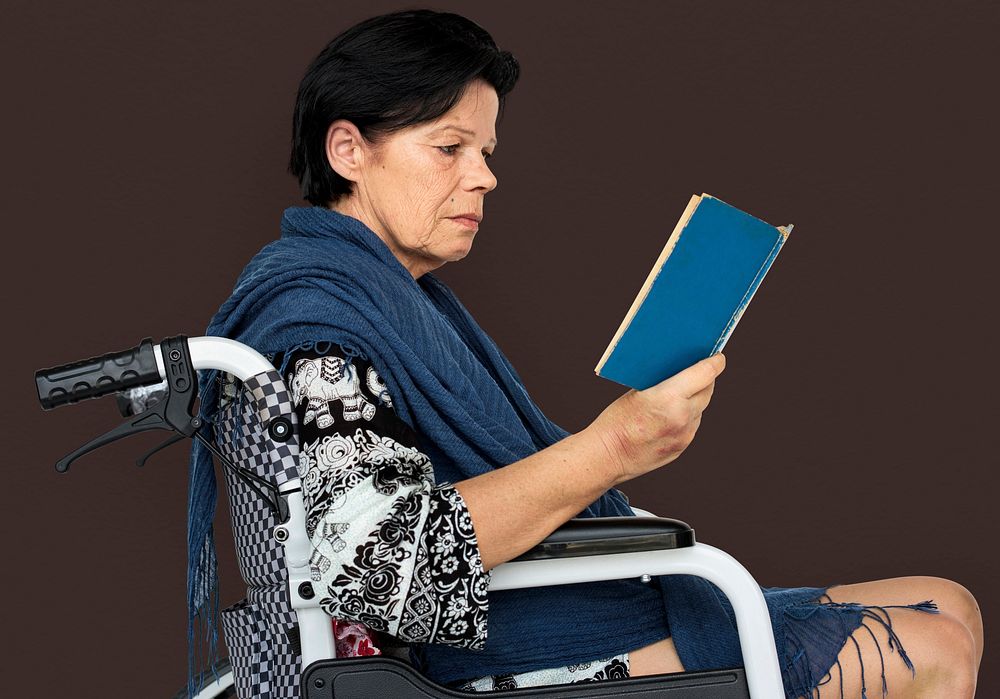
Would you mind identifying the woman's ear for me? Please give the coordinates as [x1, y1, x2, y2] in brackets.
[325, 119, 366, 183]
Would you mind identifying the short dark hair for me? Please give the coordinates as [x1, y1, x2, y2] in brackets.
[289, 9, 520, 206]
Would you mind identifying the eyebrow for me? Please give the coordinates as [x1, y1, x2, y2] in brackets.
[428, 124, 498, 148]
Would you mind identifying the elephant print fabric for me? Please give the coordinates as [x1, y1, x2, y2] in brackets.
[290, 355, 379, 428]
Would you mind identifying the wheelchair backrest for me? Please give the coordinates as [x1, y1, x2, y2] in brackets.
[214, 366, 304, 699]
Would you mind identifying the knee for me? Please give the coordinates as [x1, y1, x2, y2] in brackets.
[921, 611, 978, 698]
[911, 576, 982, 639]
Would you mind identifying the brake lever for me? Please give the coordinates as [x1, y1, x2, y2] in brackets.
[52, 335, 289, 522]
[135, 433, 186, 467]
[54, 336, 197, 472]
[56, 411, 169, 472]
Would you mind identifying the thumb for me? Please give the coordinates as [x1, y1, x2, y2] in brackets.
[658, 353, 726, 398]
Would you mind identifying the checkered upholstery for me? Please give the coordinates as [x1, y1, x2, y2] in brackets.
[215, 368, 302, 699]
[220, 598, 273, 698]
[241, 374, 301, 488]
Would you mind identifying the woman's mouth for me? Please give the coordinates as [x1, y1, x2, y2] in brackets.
[449, 216, 480, 230]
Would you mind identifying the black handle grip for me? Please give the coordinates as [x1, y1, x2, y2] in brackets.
[35, 337, 162, 410]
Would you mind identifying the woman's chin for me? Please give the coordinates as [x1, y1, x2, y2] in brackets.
[452, 238, 475, 257]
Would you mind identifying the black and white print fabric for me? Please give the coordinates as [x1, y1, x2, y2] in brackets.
[286, 347, 490, 649]
[286, 345, 637, 692]
[289, 354, 377, 427]
[457, 654, 631, 692]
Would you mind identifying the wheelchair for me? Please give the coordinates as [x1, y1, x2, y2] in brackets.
[36, 335, 787, 698]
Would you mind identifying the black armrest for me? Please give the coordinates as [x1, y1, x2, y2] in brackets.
[511, 516, 695, 562]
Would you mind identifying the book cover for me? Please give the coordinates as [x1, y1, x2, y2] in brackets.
[595, 193, 792, 390]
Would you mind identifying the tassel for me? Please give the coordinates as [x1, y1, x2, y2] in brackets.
[782, 597, 939, 698]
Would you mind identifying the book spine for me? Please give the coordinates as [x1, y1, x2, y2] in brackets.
[711, 232, 787, 354]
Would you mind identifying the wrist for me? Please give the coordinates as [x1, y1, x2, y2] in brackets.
[577, 425, 631, 488]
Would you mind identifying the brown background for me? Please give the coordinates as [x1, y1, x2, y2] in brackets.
[3, 0, 996, 695]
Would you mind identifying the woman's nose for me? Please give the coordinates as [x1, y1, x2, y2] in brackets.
[465, 154, 498, 193]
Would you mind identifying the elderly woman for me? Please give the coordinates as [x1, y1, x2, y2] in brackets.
[192, 9, 982, 699]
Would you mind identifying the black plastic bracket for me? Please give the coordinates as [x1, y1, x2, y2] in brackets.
[301, 657, 749, 698]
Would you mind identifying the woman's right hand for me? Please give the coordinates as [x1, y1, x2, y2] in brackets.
[588, 353, 726, 484]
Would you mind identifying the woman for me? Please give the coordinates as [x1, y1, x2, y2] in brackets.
[192, 9, 983, 698]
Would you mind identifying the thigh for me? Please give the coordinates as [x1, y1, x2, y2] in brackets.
[803, 605, 972, 698]
[625, 578, 940, 680]
[627, 613, 959, 697]
[628, 635, 686, 677]
[629, 577, 978, 694]
[813, 578, 977, 698]
[825, 576, 978, 628]
[827, 575, 983, 666]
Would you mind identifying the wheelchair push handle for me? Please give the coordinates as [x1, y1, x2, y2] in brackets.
[35, 335, 199, 473]
[34, 335, 291, 520]
[35, 337, 162, 410]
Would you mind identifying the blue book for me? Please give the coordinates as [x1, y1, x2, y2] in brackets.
[595, 193, 793, 390]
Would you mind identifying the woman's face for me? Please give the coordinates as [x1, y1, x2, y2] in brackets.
[329, 79, 499, 279]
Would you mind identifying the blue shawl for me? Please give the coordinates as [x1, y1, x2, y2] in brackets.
[188, 205, 879, 693]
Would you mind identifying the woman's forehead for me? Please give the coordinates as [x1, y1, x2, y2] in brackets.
[420, 82, 498, 143]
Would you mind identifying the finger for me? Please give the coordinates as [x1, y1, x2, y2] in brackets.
[657, 353, 725, 399]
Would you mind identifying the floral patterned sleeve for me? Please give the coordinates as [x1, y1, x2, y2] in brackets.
[279, 344, 490, 649]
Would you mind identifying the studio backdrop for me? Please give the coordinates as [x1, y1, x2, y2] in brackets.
[3, 1, 996, 694]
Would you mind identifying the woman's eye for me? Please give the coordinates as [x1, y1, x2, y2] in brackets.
[438, 144, 460, 155]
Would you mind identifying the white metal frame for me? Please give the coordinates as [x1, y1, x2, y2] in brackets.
[177, 337, 785, 698]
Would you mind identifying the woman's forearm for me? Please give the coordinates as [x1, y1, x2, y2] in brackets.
[453, 427, 625, 573]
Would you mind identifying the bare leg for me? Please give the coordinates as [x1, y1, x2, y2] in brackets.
[629, 635, 685, 676]
[629, 575, 983, 699]
[813, 576, 982, 698]
[826, 576, 983, 668]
